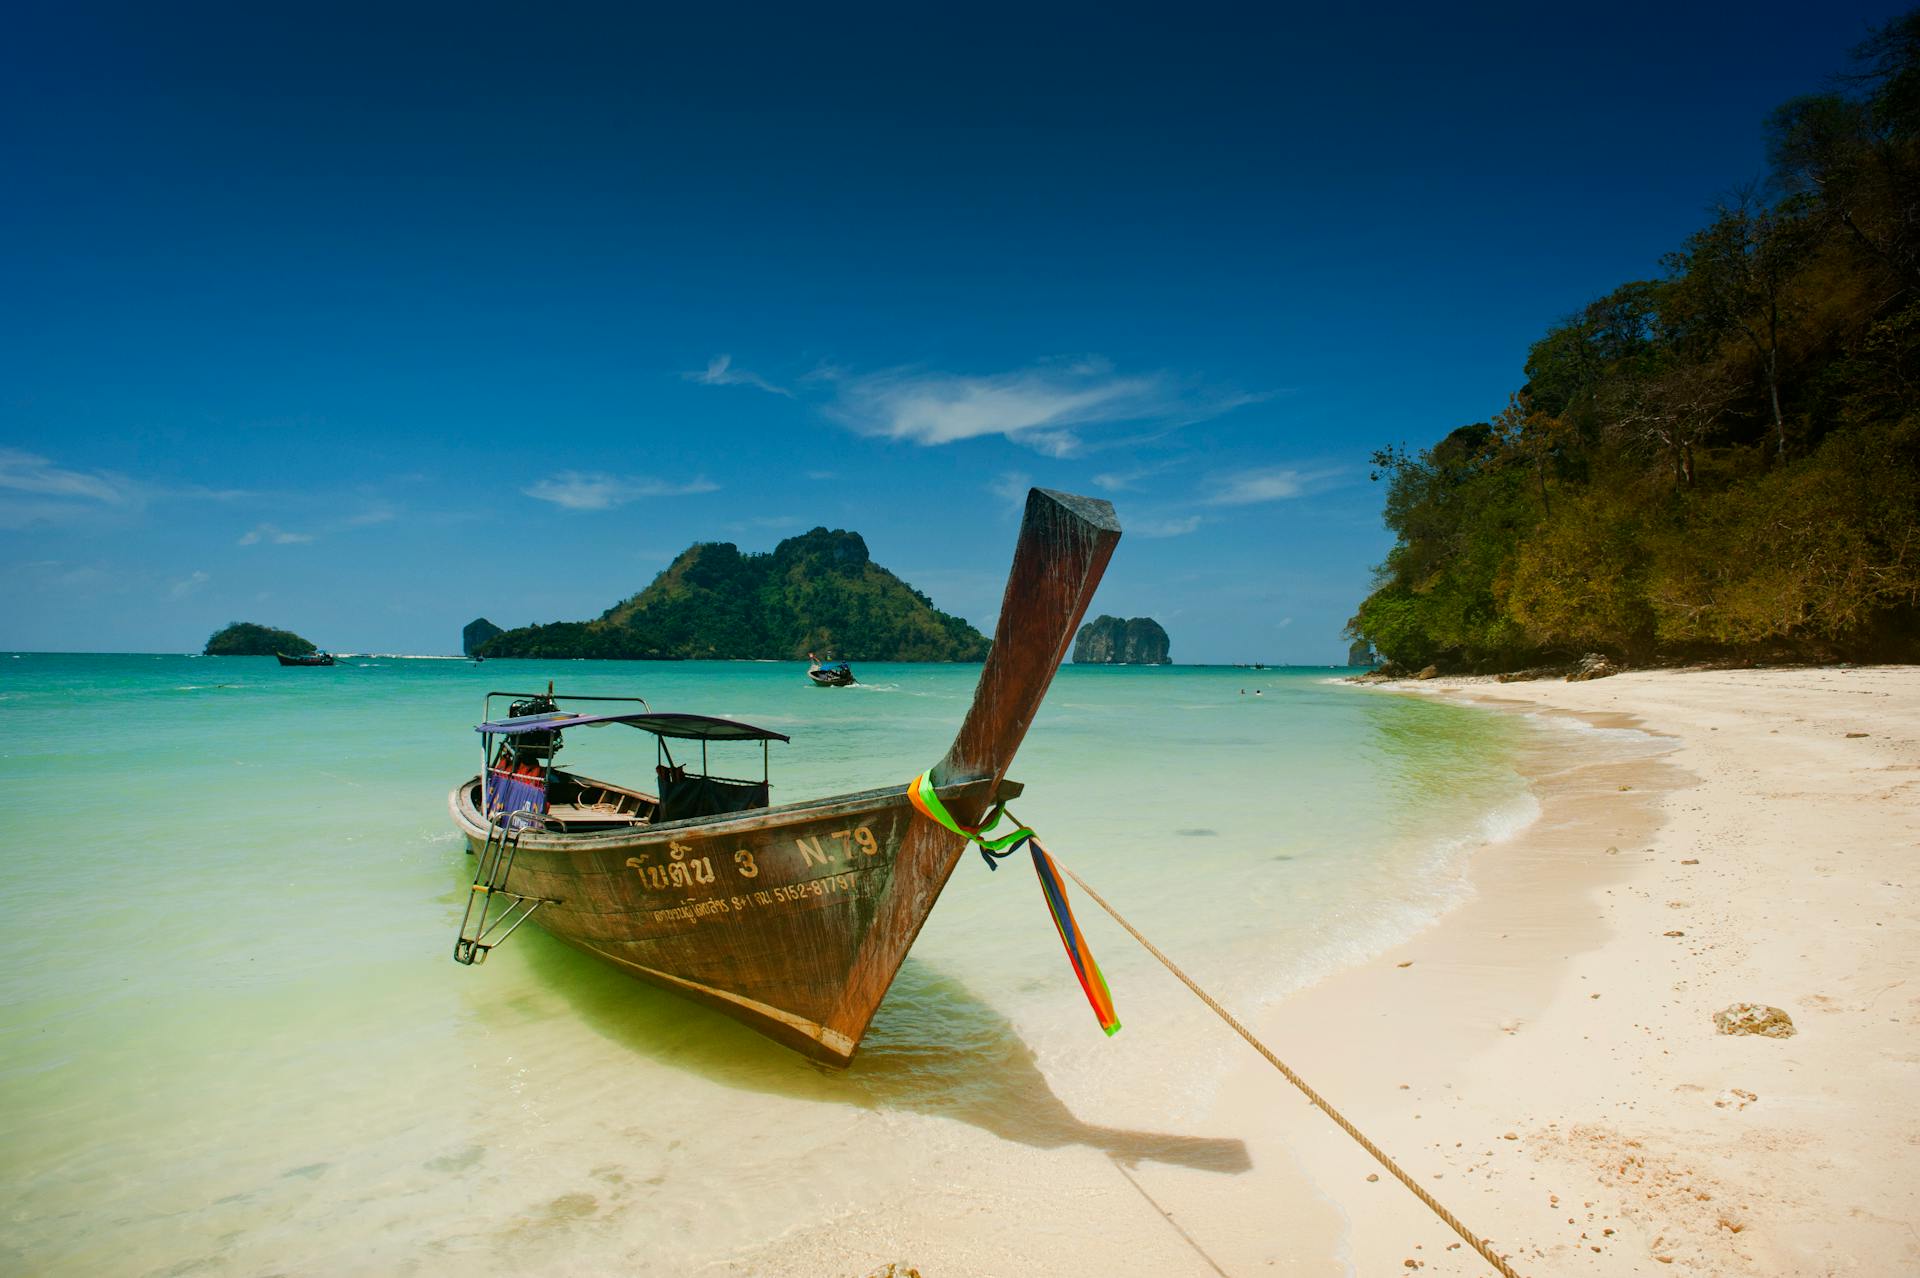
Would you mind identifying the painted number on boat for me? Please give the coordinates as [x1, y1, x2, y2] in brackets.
[793, 827, 880, 868]
[625, 841, 716, 891]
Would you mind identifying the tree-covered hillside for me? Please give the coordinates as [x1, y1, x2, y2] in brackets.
[205, 622, 316, 656]
[1348, 14, 1920, 671]
[480, 526, 990, 661]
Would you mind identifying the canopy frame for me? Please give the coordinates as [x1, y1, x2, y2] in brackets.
[474, 690, 785, 821]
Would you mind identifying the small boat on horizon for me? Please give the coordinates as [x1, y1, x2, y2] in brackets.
[275, 652, 336, 667]
[447, 488, 1121, 1065]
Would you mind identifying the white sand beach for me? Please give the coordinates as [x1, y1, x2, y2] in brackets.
[1238, 666, 1920, 1276]
[725, 666, 1918, 1277]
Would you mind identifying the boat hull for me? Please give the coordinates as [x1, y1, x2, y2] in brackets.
[449, 775, 1011, 1064]
[447, 487, 1120, 1065]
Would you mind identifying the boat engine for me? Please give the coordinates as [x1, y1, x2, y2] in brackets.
[507, 693, 562, 763]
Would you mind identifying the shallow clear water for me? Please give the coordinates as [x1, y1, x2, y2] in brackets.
[0, 654, 1536, 1274]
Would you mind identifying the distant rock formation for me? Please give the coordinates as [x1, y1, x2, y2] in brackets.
[477, 527, 988, 661]
[463, 617, 504, 656]
[205, 621, 316, 657]
[1347, 639, 1378, 667]
[1072, 615, 1171, 665]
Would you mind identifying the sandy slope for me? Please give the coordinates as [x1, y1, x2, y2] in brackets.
[1229, 666, 1920, 1277]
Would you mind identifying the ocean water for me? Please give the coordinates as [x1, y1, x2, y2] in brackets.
[0, 654, 1543, 1275]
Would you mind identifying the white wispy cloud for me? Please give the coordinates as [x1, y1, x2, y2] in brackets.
[1092, 466, 1158, 492]
[0, 448, 142, 528]
[685, 354, 791, 397]
[0, 449, 258, 529]
[988, 470, 1033, 511]
[168, 570, 210, 600]
[339, 505, 398, 528]
[0, 449, 130, 504]
[238, 523, 314, 545]
[523, 473, 719, 511]
[826, 361, 1227, 457]
[1134, 514, 1204, 538]
[1204, 466, 1342, 506]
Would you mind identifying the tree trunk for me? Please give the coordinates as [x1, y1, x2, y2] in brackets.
[1767, 300, 1785, 458]
[1768, 346, 1785, 458]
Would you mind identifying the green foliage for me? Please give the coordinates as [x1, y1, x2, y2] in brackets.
[205, 621, 316, 656]
[482, 527, 991, 661]
[1504, 489, 1656, 656]
[1349, 15, 1920, 670]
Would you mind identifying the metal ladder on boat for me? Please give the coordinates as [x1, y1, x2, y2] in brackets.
[455, 809, 557, 965]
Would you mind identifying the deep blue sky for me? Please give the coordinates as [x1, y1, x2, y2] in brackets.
[2, 2, 1905, 660]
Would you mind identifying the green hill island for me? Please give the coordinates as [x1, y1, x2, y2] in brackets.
[476, 526, 990, 661]
[204, 622, 317, 656]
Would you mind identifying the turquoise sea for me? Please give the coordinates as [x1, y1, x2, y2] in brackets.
[0, 654, 1547, 1274]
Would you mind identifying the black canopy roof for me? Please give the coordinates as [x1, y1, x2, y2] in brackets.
[476, 710, 789, 742]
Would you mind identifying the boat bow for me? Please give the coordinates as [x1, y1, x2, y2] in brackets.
[824, 487, 1121, 1051]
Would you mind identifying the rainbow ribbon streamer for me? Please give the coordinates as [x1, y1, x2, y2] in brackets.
[907, 772, 1122, 1037]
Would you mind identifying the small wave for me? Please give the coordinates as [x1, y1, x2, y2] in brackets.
[1522, 711, 1673, 759]
[1468, 791, 1543, 848]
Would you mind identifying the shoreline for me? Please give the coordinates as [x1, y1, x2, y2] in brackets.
[719, 665, 1920, 1276]
[1220, 665, 1919, 1275]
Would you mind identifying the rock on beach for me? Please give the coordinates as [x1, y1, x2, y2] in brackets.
[1712, 1003, 1796, 1038]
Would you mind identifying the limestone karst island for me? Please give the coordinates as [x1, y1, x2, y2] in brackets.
[472, 526, 988, 661]
[1072, 615, 1171, 664]
[461, 617, 503, 657]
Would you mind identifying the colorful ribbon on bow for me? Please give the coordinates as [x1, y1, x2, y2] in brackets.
[906, 772, 1121, 1037]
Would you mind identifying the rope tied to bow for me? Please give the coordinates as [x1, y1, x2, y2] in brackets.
[902, 770, 1526, 1276]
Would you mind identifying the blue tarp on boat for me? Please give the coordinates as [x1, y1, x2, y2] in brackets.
[483, 767, 547, 817]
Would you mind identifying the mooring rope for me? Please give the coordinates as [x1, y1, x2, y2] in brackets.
[901, 775, 1524, 1274]
[1044, 844, 1525, 1278]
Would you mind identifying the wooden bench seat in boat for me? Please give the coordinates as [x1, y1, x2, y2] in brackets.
[543, 802, 649, 828]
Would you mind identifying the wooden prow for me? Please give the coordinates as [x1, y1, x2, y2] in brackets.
[931, 488, 1122, 817]
[820, 487, 1120, 1059]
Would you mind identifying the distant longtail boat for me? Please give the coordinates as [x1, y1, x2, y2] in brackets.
[447, 488, 1120, 1064]
[275, 652, 335, 666]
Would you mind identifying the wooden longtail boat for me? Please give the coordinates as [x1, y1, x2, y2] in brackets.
[275, 652, 335, 666]
[447, 488, 1120, 1065]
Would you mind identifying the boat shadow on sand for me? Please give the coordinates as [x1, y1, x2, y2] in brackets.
[515, 935, 1250, 1175]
